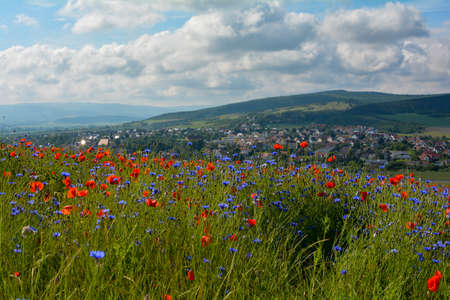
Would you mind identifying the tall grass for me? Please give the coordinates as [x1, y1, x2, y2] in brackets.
[0, 141, 447, 299]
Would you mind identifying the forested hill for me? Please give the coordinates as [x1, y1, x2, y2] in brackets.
[128, 90, 448, 132]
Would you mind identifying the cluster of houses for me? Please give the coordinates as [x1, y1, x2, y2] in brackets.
[74, 124, 448, 168]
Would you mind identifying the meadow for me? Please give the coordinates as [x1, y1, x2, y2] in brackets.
[0, 140, 447, 299]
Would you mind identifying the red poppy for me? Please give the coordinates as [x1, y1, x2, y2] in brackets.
[406, 222, 415, 229]
[130, 168, 140, 179]
[14, 272, 20, 277]
[145, 198, 159, 207]
[78, 154, 86, 163]
[327, 155, 336, 162]
[107, 175, 120, 185]
[248, 219, 256, 227]
[3, 171, 11, 177]
[67, 187, 77, 199]
[30, 181, 44, 193]
[325, 181, 335, 189]
[85, 180, 97, 190]
[273, 143, 283, 150]
[201, 235, 212, 247]
[229, 234, 237, 241]
[10, 151, 17, 157]
[427, 270, 442, 292]
[360, 191, 368, 202]
[207, 162, 215, 171]
[299, 141, 308, 148]
[378, 203, 388, 212]
[186, 269, 195, 281]
[76, 189, 88, 197]
[82, 209, 92, 217]
[164, 295, 172, 300]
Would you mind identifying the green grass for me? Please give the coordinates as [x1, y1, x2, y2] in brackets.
[0, 143, 447, 299]
[379, 113, 450, 127]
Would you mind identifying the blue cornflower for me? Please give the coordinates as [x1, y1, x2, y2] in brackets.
[229, 247, 238, 253]
[333, 246, 342, 252]
[253, 238, 261, 243]
[203, 258, 210, 264]
[90, 250, 105, 259]
[340, 269, 348, 275]
[53, 232, 61, 237]
[390, 249, 398, 254]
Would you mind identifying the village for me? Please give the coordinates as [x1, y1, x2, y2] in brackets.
[55, 124, 449, 171]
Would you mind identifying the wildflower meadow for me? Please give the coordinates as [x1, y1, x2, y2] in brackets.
[0, 139, 447, 299]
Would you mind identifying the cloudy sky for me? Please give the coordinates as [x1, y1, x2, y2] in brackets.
[0, 0, 449, 106]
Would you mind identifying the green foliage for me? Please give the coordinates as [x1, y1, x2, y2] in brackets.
[0, 143, 447, 299]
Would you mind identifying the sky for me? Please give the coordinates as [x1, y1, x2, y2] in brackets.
[0, 0, 449, 106]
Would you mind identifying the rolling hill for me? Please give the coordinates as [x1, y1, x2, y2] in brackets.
[128, 90, 449, 132]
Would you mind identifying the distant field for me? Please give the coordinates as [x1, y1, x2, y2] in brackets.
[379, 113, 450, 127]
[398, 127, 450, 138]
[274, 101, 351, 113]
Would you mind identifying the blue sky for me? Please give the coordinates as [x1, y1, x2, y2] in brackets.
[0, 0, 448, 106]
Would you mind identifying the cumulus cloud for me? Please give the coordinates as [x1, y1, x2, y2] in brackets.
[321, 2, 428, 43]
[59, 0, 283, 33]
[0, 2, 448, 105]
[15, 14, 39, 27]
[59, 0, 163, 33]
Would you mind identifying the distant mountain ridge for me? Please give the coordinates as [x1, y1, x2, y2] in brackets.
[129, 90, 449, 132]
[0, 103, 205, 129]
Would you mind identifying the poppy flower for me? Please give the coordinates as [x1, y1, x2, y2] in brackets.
[67, 187, 77, 199]
[82, 209, 92, 217]
[379, 203, 388, 212]
[427, 270, 442, 292]
[85, 180, 97, 190]
[130, 168, 140, 179]
[248, 219, 256, 227]
[146, 198, 159, 207]
[201, 235, 212, 247]
[360, 191, 368, 202]
[273, 144, 283, 150]
[30, 181, 44, 193]
[327, 155, 336, 162]
[406, 222, 415, 229]
[76, 189, 88, 197]
[207, 162, 215, 171]
[10, 151, 17, 157]
[325, 181, 335, 189]
[164, 295, 172, 300]
[14, 271, 20, 277]
[299, 141, 308, 148]
[389, 177, 399, 186]
[186, 269, 195, 281]
[78, 154, 86, 163]
[107, 175, 120, 185]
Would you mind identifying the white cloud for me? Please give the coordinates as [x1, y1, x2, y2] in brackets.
[322, 2, 428, 43]
[59, 0, 164, 33]
[0, 2, 448, 105]
[0, 25, 7, 31]
[15, 14, 39, 27]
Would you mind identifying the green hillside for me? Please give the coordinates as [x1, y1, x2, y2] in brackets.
[128, 91, 449, 132]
